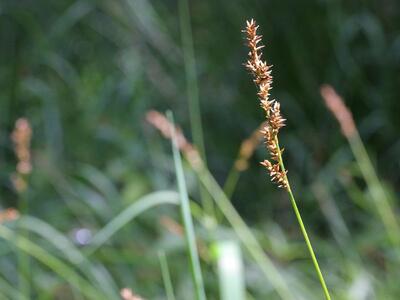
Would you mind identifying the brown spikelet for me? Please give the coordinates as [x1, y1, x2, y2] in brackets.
[11, 118, 32, 193]
[244, 19, 288, 189]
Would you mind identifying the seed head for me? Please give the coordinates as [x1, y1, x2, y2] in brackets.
[244, 19, 288, 189]
[11, 118, 32, 193]
[320, 84, 356, 138]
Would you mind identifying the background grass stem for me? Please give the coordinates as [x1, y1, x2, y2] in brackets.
[167, 111, 206, 300]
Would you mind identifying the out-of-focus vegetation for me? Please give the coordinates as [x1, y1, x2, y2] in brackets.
[1, 0, 400, 299]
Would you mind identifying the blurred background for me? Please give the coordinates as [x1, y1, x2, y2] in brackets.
[1, 0, 400, 299]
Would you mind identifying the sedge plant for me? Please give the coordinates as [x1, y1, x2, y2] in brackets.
[243, 19, 332, 300]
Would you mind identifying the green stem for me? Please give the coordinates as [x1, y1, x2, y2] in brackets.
[168, 111, 206, 300]
[194, 163, 293, 300]
[18, 189, 30, 300]
[223, 166, 241, 200]
[178, 0, 214, 220]
[158, 251, 176, 300]
[275, 137, 332, 300]
[348, 132, 400, 249]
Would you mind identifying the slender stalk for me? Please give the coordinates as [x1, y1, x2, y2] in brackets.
[320, 84, 400, 251]
[275, 137, 331, 300]
[18, 189, 30, 300]
[223, 166, 240, 200]
[195, 164, 293, 300]
[167, 111, 206, 300]
[348, 132, 400, 249]
[178, 0, 214, 219]
[158, 251, 176, 300]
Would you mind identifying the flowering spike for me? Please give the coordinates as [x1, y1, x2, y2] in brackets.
[244, 20, 288, 189]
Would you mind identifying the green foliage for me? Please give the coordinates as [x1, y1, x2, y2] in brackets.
[1, 0, 400, 299]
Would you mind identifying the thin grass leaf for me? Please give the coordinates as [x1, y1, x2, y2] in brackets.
[17, 216, 120, 300]
[167, 111, 206, 300]
[87, 190, 179, 255]
[158, 251, 176, 300]
[0, 225, 106, 300]
[178, 0, 214, 219]
[0, 276, 28, 300]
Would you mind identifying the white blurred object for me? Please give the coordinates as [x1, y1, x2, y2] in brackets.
[73, 228, 92, 245]
[216, 240, 245, 300]
[348, 271, 374, 300]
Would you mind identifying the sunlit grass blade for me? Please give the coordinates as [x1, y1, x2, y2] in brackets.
[87, 190, 179, 255]
[167, 110, 206, 300]
[215, 240, 245, 300]
[0, 225, 106, 300]
[158, 251, 176, 300]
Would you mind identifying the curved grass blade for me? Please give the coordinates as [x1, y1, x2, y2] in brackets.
[17, 216, 120, 299]
[0, 276, 28, 300]
[86, 190, 179, 255]
[0, 225, 106, 300]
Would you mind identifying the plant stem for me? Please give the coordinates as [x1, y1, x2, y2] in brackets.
[348, 132, 400, 249]
[275, 137, 332, 300]
[158, 251, 176, 300]
[193, 163, 293, 300]
[18, 189, 30, 300]
[178, 0, 214, 219]
[167, 111, 206, 300]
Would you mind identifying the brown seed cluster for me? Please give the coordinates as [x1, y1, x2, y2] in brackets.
[244, 19, 288, 189]
[11, 118, 32, 192]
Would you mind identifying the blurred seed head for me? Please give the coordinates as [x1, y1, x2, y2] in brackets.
[120, 288, 144, 300]
[0, 208, 20, 223]
[146, 110, 202, 169]
[11, 118, 32, 193]
[320, 84, 356, 138]
[234, 121, 266, 172]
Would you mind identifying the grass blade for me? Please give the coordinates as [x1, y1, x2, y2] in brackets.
[0, 225, 106, 300]
[158, 251, 176, 300]
[87, 190, 179, 254]
[17, 215, 120, 299]
[167, 110, 206, 300]
[178, 0, 214, 219]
